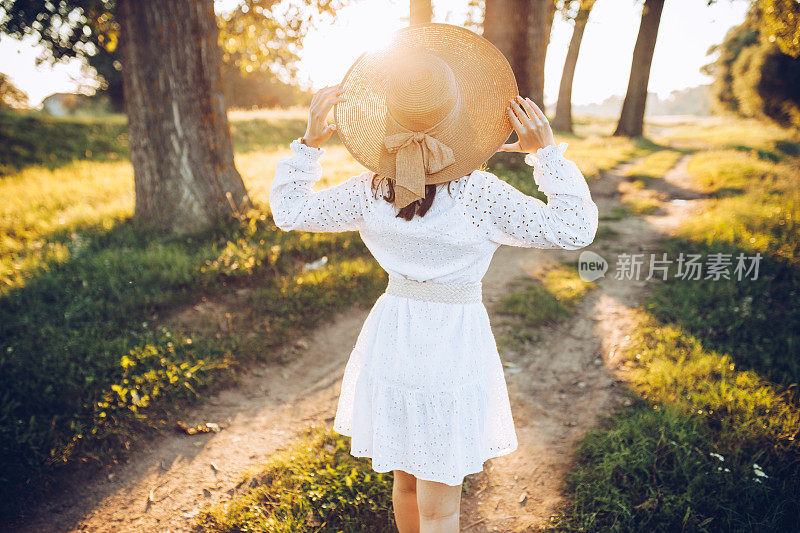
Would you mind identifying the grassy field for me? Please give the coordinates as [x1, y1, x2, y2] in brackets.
[0, 109, 654, 513]
[550, 119, 800, 530]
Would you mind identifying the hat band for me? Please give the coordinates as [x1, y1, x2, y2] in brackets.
[383, 91, 461, 209]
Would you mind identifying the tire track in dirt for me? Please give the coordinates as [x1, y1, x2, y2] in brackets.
[10, 153, 700, 533]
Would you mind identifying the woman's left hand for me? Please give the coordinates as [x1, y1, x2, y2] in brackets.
[498, 95, 556, 153]
[302, 84, 346, 148]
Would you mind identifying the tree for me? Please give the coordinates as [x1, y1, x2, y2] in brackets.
[117, 0, 251, 233]
[2, 0, 345, 233]
[758, 0, 800, 58]
[0, 0, 125, 111]
[484, 0, 531, 95]
[552, 0, 596, 132]
[0, 73, 28, 109]
[1, 0, 343, 113]
[527, 0, 557, 108]
[705, 3, 800, 128]
[484, 0, 557, 107]
[410, 0, 433, 24]
[613, 0, 665, 137]
[217, 0, 342, 83]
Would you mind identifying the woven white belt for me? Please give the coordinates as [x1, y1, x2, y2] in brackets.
[384, 275, 483, 304]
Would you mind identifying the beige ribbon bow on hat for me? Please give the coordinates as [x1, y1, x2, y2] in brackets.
[384, 131, 455, 209]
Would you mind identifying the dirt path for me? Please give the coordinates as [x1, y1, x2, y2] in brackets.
[10, 152, 704, 533]
[457, 153, 706, 531]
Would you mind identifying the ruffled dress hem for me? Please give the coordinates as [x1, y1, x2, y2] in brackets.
[331, 422, 519, 487]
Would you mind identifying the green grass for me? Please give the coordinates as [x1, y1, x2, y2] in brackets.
[624, 149, 685, 184]
[195, 428, 396, 532]
[0, 108, 310, 176]
[495, 263, 596, 351]
[617, 149, 687, 216]
[621, 195, 662, 215]
[0, 111, 129, 175]
[599, 206, 632, 221]
[486, 134, 664, 200]
[0, 210, 386, 508]
[0, 112, 388, 512]
[550, 119, 800, 531]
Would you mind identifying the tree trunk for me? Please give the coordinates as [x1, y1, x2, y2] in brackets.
[410, 0, 432, 24]
[613, 0, 665, 137]
[484, 0, 531, 97]
[117, 0, 251, 234]
[107, 73, 126, 113]
[526, 0, 556, 109]
[553, 0, 595, 132]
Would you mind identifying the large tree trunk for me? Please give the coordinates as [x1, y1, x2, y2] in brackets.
[484, 0, 531, 97]
[105, 70, 126, 113]
[613, 0, 665, 137]
[117, 0, 251, 234]
[410, 0, 432, 24]
[553, 0, 594, 132]
[526, 0, 556, 109]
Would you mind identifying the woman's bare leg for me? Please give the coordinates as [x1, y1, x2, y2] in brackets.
[392, 469, 420, 533]
[416, 478, 462, 533]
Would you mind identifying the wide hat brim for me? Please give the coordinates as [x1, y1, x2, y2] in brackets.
[334, 23, 519, 189]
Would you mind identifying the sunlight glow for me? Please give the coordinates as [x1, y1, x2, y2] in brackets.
[295, 0, 407, 90]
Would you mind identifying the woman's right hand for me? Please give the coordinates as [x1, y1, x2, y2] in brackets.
[302, 84, 346, 148]
[499, 95, 556, 153]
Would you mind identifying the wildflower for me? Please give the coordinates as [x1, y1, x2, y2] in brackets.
[753, 463, 769, 478]
[709, 452, 725, 462]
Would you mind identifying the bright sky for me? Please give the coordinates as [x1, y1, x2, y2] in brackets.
[0, 0, 750, 107]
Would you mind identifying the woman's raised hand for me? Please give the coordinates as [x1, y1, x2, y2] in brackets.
[301, 84, 346, 148]
[499, 95, 556, 153]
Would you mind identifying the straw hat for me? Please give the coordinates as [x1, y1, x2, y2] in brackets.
[333, 23, 518, 209]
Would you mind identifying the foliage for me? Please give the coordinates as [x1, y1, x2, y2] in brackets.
[0, 0, 123, 109]
[758, 0, 800, 57]
[196, 428, 396, 532]
[705, 4, 800, 128]
[0, 0, 347, 111]
[217, 0, 345, 79]
[0, 73, 29, 109]
[0, 109, 311, 176]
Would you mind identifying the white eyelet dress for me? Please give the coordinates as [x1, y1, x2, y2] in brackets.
[270, 138, 599, 486]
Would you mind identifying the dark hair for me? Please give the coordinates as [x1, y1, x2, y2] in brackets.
[370, 173, 455, 221]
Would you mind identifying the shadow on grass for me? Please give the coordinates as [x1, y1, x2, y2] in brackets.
[647, 236, 800, 389]
[549, 237, 800, 532]
[725, 139, 800, 163]
[550, 143, 800, 531]
[0, 209, 385, 519]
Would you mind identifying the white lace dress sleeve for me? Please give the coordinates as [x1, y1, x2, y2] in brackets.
[467, 142, 599, 249]
[269, 138, 368, 232]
